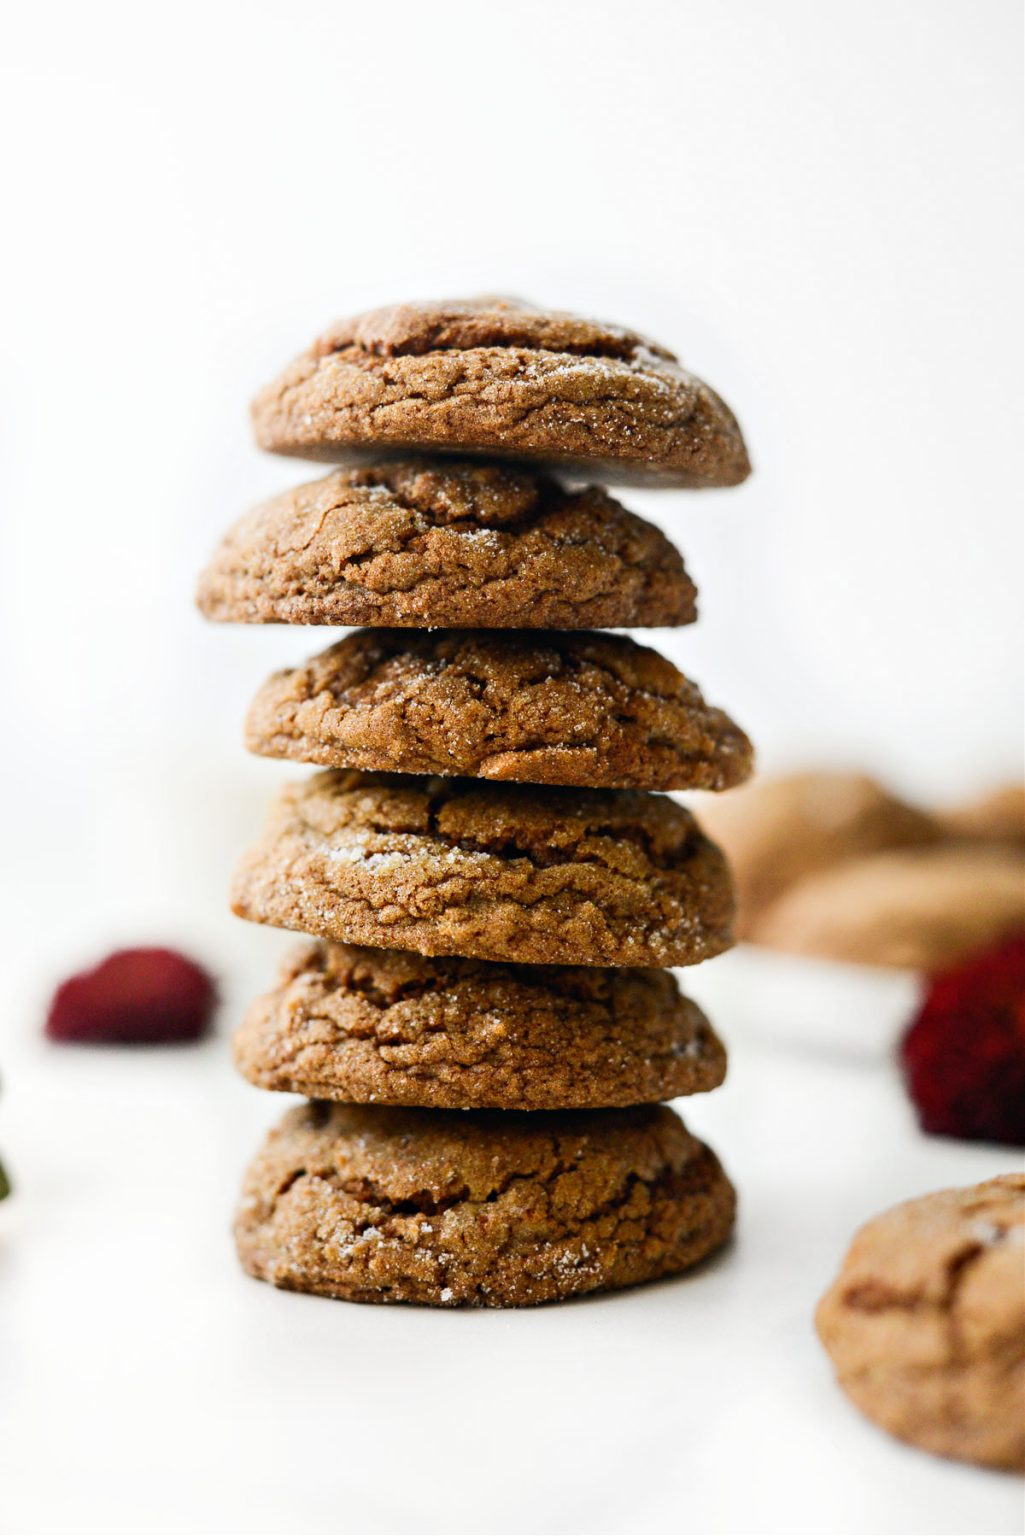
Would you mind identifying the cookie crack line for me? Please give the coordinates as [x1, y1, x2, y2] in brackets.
[270, 1142, 693, 1236]
[842, 1235, 1004, 1364]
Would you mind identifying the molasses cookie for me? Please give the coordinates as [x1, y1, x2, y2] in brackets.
[235, 1100, 737, 1306]
[751, 844, 1025, 970]
[244, 629, 753, 791]
[234, 941, 727, 1110]
[939, 784, 1025, 846]
[697, 772, 940, 937]
[196, 459, 696, 630]
[229, 770, 734, 967]
[816, 1174, 1025, 1470]
[251, 296, 750, 488]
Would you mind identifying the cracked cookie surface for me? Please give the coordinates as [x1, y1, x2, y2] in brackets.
[251, 296, 751, 488]
[816, 1175, 1025, 1470]
[230, 770, 734, 967]
[196, 458, 696, 629]
[234, 941, 727, 1109]
[235, 1100, 736, 1306]
[244, 628, 753, 791]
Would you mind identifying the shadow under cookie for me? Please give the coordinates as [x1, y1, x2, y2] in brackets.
[234, 941, 727, 1110]
[229, 770, 735, 967]
[235, 1100, 737, 1307]
[244, 629, 753, 792]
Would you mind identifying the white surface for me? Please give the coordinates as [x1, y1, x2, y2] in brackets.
[1, 950, 1022, 1536]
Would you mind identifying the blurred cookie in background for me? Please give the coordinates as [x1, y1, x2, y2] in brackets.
[752, 843, 1025, 971]
[697, 771, 1025, 971]
[695, 771, 940, 939]
[937, 783, 1025, 846]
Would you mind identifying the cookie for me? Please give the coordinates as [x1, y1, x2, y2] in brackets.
[196, 459, 696, 630]
[816, 1174, 1025, 1470]
[244, 629, 753, 792]
[696, 772, 940, 937]
[251, 296, 751, 488]
[235, 1100, 736, 1307]
[939, 784, 1025, 846]
[230, 770, 734, 967]
[750, 844, 1025, 970]
[234, 941, 727, 1110]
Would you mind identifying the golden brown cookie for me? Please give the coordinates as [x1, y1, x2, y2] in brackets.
[816, 1174, 1025, 1470]
[233, 941, 727, 1110]
[230, 770, 734, 967]
[939, 784, 1025, 846]
[196, 459, 696, 630]
[696, 772, 940, 937]
[251, 296, 750, 488]
[750, 844, 1025, 970]
[244, 629, 753, 792]
[235, 1100, 736, 1307]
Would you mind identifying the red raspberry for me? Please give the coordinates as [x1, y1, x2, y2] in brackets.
[900, 931, 1025, 1146]
[45, 948, 217, 1045]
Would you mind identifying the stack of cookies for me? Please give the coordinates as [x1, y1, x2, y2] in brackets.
[198, 297, 753, 1307]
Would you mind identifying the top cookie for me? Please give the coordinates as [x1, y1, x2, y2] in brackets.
[251, 297, 751, 488]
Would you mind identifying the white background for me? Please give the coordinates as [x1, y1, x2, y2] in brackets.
[0, 4, 1022, 1534]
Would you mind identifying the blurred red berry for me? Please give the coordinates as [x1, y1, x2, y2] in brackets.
[900, 931, 1025, 1146]
[45, 948, 217, 1045]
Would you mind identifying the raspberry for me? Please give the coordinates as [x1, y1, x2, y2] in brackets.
[45, 948, 217, 1045]
[899, 931, 1025, 1147]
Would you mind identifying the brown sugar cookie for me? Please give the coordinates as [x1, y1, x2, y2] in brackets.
[235, 1100, 736, 1307]
[938, 784, 1025, 846]
[244, 629, 753, 792]
[196, 459, 697, 630]
[251, 296, 751, 488]
[696, 772, 940, 937]
[816, 1174, 1025, 1470]
[750, 844, 1025, 970]
[233, 941, 727, 1110]
[230, 770, 734, 967]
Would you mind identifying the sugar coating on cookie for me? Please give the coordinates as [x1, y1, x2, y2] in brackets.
[250, 296, 751, 488]
[229, 770, 735, 967]
[235, 1100, 737, 1306]
[196, 459, 697, 630]
[816, 1174, 1025, 1470]
[234, 941, 728, 1110]
[244, 629, 753, 792]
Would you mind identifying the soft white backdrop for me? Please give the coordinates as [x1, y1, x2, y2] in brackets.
[0, 4, 1022, 1534]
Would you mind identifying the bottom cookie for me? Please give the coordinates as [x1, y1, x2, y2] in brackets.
[235, 1101, 735, 1307]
